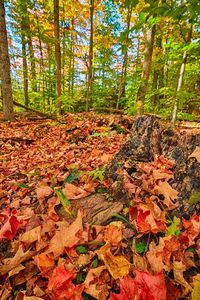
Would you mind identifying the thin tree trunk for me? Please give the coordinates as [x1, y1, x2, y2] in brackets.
[86, 0, 94, 112]
[151, 70, 159, 107]
[116, 5, 132, 109]
[36, 14, 45, 109]
[171, 25, 192, 125]
[19, 0, 37, 92]
[171, 51, 187, 124]
[0, 0, 14, 120]
[21, 23, 29, 107]
[136, 25, 156, 115]
[54, 0, 62, 114]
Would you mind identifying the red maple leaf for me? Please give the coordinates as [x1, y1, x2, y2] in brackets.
[48, 263, 84, 300]
[110, 271, 166, 300]
[0, 210, 21, 240]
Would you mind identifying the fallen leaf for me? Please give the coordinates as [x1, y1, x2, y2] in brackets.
[36, 186, 53, 200]
[84, 266, 110, 299]
[110, 271, 166, 300]
[0, 210, 22, 240]
[62, 183, 89, 199]
[20, 226, 41, 244]
[48, 263, 84, 300]
[97, 244, 130, 279]
[189, 147, 200, 163]
[46, 210, 85, 258]
[104, 221, 123, 246]
[173, 260, 192, 292]
[154, 181, 178, 208]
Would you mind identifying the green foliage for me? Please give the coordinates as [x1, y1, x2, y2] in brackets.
[167, 216, 181, 236]
[134, 241, 147, 254]
[76, 245, 88, 254]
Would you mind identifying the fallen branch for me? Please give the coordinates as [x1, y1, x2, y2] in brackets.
[13, 101, 65, 123]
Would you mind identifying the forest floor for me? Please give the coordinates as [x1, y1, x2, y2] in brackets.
[0, 112, 200, 300]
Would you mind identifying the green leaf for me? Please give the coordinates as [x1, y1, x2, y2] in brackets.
[76, 245, 88, 254]
[56, 188, 72, 216]
[167, 216, 181, 236]
[92, 257, 98, 268]
[64, 169, 80, 184]
[187, 247, 195, 253]
[188, 191, 200, 205]
[90, 168, 105, 182]
[16, 183, 33, 191]
[135, 241, 147, 254]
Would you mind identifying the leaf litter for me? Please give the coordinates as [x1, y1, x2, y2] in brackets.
[0, 113, 200, 300]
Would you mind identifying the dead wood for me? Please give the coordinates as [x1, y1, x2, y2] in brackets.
[13, 101, 65, 123]
[55, 194, 123, 225]
[106, 115, 200, 216]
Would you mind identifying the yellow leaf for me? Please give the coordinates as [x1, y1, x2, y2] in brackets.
[97, 244, 130, 279]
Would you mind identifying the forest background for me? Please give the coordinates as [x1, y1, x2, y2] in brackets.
[0, 0, 200, 121]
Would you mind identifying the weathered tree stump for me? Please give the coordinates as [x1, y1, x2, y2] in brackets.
[106, 115, 200, 216]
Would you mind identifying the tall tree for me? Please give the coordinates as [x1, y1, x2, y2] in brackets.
[0, 0, 14, 120]
[19, 0, 37, 93]
[136, 23, 156, 115]
[54, 0, 62, 114]
[86, 0, 94, 112]
[116, 2, 133, 109]
[21, 14, 29, 106]
[171, 24, 193, 125]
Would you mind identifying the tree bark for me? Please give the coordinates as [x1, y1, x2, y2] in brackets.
[136, 25, 156, 115]
[86, 0, 94, 112]
[20, 0, 37, 92]
[54, 0, 62, 114]
[116, 5, 132, 109]
[0, 0, 14, 121]
[21, 21, 29, 107]
[171, 25, 193, 125]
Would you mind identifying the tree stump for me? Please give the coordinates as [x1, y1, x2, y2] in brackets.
[106, 115, 200, 216]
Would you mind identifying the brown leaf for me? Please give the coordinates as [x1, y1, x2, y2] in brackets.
[20, 226, 41, 244]
[84, 266, 109, 299]
[62, 183, 90, 199]
[104, 221, 123, 246]
[46, 210, 85, 258]
[189, 147, 200, 163]
[154, 181, 178, 208]
[0, 246, 35, 276]
[173, 260, 192, 292]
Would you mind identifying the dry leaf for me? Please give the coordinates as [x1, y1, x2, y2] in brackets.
[97, 244, 130, 279]
[104, 221, 123, 246]
[46, 210, 85, 258]
[20, 226, 41, 244]
[173, 260, 192, 292]
[84, 266, 109, 299]
[189, 147, 200, 163]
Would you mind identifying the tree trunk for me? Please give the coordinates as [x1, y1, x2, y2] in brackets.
[86, 0, 94, 112]
[21, 22, 29, 107]
[54, 0, 62, 114]
[0, 0, 14, 121]
[171, 25, 193, 125]
[116, 5, 132, 109]
[136, 25, 156, 115]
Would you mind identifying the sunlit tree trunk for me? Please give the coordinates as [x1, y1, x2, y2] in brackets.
[86, 0, 94, 112]
[171, 25, 192, 125]
[116, 5, 132, 109]
[36, 14, 45, 109]
[19, 0, 37, 92]
[54, 0, 62, 114]
[136, 25, 156, 115]
[0, 0, 14, 120]
[21, 22, 29, 107]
